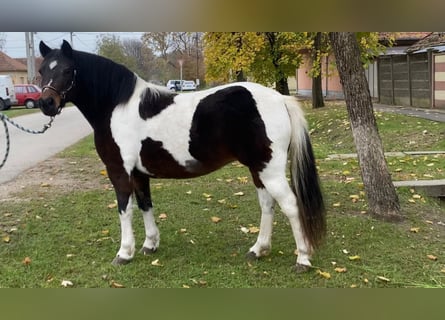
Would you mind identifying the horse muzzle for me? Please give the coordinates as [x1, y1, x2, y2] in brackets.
[36, 96, 63, 117]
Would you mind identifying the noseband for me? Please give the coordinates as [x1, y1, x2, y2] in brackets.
[41, 70, 77, 107]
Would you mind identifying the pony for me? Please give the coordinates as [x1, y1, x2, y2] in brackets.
[37, 40, 325, 272]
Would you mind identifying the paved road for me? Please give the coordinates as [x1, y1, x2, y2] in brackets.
[374, 103, 445, 123]
[0, 107, 92, 185]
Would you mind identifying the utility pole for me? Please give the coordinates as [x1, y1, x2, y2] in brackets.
[70, 32, 74, 48]
[25, 32, 36, 84]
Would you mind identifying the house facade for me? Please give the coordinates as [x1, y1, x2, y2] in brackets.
[0, 51, 28, 84]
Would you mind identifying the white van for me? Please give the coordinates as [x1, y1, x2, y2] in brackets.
[0, 75, 18, 111]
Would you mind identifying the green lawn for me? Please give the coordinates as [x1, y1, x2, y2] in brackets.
[0, 102, 444, 288]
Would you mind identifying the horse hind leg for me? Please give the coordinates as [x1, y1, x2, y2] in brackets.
[259, 165, 313, 271]
[247, 185, 276, 259]
[132, 170, 160, 255]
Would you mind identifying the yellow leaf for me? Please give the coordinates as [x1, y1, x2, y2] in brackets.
[427, 254, 437, 261]
[2, 235, 10, 243]
[377, 276, 390, 282]
[107, 201, 117, 209]
[408, 199, 416, 203]
[158, 213, 168, 220]
[350, 284, 358, 288]
[349, 255, 361, 261]
[440, 269, 445, 273]
[101, 229, 110, 235]
[151, 259, 163, 266]
[100, 169, 108, 177]
[40, 182, 50, 187]
[248, 226, 260, 234]
[110, 281, 125, 288]
[342, 170, 350, 175]
[237, 176, 248, 184]
[317, 270, 331, 279]
[22, 256, 32, 265]
[233, 191, 244, 196]
[334, 267, 347, 273]
[409, 227, 420, 233]
[179, 228, 187, 233]
[61, 280, 73, 287]
[211, 216, 222, 223]
[412, 194, 422, 199]
[333, 202, 341, 207]
[217, 199, 226, 204]
[202, 193, 212, 198]
[349, 195, 360, 200]
[186, 190, 192, 195]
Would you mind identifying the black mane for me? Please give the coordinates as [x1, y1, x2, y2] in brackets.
[71, 50, 137, 123]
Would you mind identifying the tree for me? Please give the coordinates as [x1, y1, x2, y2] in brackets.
[329, 32, 401, 221]
[311, 32, 325, 108]
[0, 32, 5, 50]
[204, 32, 303, 94]
[97, 35, 137, 71]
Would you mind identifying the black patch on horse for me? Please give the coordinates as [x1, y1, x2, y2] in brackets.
[140, 138, 198, 178]
[189, 86, 272, 174]
[139, 87, 176, 120]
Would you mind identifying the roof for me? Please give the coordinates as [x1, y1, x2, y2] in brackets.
[406, 32, 445, 53]
[0, 51, 27, 72]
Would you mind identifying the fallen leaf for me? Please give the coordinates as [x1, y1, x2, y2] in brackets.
[61, 280, 73, 287]
[40, 183, 50, 187]
[217, 199, 226, 204]
[440, 269, 445, 273]
[248, 226, 260, 234]
[408, 199, 416, 204]
[342, 249, 349, 254]
[333, 202, 341, 207]
[211, 216, 222, 223]
[427, 254, 437, 261]
[350, 284, 358, 288]
[185, 190, 192, 195]
[179, 228, 187, 233]
[412, 194, 422, 199]
[409, 227, 420, 233]
[3, 235, 10, 243]
[237, 176, 248, 184]
[110, 281, 125, 288]
[100, 169, 108, 177]
[22, 256, 32, 265]
[151, 259, 163, 266]
[334, 267, 347, 273]
[349, 255, 361, 261]
[317, 270, 331, 279]
[349, 194, 360, 200]
[233, 191, 244, 196]
[240, 227, 249, 234]
[158, 213, 168, 220]
[377, 276, 390, 282]
[363, 278, 369, 284]
[202, 193, 212, 198]
[107, 201, 117, 209]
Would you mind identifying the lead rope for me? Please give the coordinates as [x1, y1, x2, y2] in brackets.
[0, 112, 55, 169]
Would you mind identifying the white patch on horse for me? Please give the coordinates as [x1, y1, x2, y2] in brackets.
[110, 77, 199, 176]
[49, 60, 58, 70]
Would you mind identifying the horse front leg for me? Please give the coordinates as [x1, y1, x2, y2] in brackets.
[108, 169, 136, 266]
[132, 170, 160, 255]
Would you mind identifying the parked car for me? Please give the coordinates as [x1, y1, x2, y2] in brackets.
[13, 84, 42, 109]
[0, 75, 17, 111]
[166, 79, 197, 92]
[166, 79, 182, 91]
[181, 80, 196, 91]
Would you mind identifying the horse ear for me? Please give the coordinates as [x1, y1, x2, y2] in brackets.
[61, 40, 73, 58]
[39, 41, 52, 57]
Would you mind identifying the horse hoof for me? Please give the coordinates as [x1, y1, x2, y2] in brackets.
[112, 256, 131, 266]
[245, 251, 259, 261]
[293, 263, 311, 274]
[141, 247, 157, 255]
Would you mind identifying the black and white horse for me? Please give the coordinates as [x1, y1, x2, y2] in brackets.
[37, 40, 325, 271]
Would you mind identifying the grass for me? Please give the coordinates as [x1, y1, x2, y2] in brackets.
[0, 101, 444, 288]
[0, 107, 41, 118]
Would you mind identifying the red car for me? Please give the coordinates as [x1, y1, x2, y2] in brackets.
[13, 84, 42, 109]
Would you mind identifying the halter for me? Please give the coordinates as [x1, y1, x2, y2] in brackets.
[41, 69, 77, 109]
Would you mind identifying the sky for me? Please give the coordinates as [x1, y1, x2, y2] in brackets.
[2, 32, 145, 58]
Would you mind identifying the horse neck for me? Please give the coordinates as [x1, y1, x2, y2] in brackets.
[71, 52, 137, 128]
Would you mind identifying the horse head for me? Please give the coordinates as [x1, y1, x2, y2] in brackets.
[37, 40, 76, 117]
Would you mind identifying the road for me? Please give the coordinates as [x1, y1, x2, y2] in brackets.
[0, 107, 93, 185]
[374, 103, 445, 123]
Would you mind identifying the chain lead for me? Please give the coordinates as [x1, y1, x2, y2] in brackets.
[0, 112, 55, 169]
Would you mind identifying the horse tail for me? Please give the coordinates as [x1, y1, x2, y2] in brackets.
[284, 96, 326, 251]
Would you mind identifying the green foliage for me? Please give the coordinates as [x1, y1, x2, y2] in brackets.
[97, 34, 137, 72]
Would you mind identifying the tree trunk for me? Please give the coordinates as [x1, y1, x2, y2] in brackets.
[236, 70, 246, 82]
[276, 76, 290, 95]
[312, 32, 325, 108]
[329, 32, 401, 221]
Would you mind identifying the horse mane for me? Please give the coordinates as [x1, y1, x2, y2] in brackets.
[72, 50, 137, 110]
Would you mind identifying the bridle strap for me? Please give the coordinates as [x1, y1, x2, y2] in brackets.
[41, 69, 77, 101]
